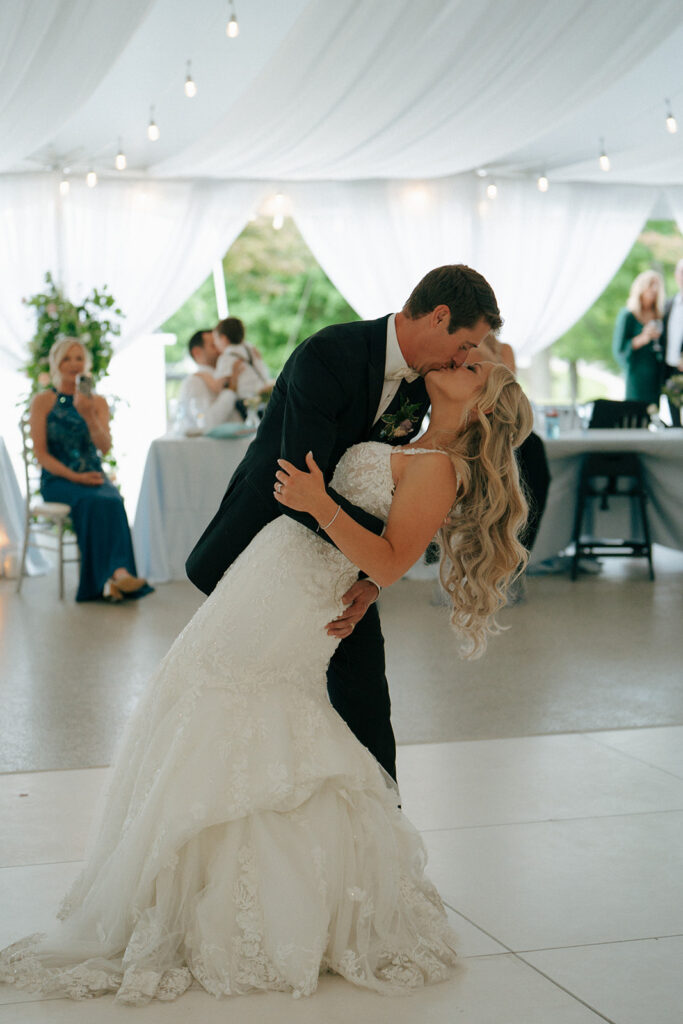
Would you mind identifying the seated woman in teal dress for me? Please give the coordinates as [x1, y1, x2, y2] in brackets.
[30, 338, 152, 603]
[612, 270, 665, 405]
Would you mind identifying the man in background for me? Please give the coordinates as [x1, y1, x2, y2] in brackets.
[177, 329, 243, 432]
[662, 258, 683, 426]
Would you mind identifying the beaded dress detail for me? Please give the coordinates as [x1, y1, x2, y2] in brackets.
[42, 391, 102, 482]
[1, 442, 457, 1005]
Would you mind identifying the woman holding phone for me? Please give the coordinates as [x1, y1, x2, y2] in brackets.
[29, 337, 151, 602]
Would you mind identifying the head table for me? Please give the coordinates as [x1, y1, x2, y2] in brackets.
[132, 429, 683, 584]
[531, 428, 683, 566]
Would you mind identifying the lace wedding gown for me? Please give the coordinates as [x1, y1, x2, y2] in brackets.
[1, 442, 457, 1005]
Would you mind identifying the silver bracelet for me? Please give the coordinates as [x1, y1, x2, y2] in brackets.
[318, 504, 341, 531]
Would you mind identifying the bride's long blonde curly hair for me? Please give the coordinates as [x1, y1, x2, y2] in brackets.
[437, 364, 533, 659]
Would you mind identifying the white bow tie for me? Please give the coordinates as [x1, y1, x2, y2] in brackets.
[385, 366, 420, 384]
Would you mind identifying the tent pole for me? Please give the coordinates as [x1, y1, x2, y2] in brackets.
[212, 260, 229, 318]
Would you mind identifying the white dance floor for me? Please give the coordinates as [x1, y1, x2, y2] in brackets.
[2, 726, 682, 1023]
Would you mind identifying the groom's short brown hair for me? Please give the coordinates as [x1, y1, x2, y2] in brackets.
[404, 265, 502, 334]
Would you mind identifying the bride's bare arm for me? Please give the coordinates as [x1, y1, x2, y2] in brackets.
[275, 451, 458, 587]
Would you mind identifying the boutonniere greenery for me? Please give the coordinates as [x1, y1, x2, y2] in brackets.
[379, 397, 423, 440]
[662, 373, 683, 410]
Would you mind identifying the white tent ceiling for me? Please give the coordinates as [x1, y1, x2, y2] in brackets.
[3, 0, 682, 187]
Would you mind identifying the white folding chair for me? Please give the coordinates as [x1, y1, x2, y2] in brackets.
[16, 415, 80, 599]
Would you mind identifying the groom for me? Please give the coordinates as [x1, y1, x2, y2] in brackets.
[186, 265, 501, 780]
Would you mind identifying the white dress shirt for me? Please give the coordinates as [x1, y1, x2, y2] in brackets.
[372, 314, 418, 425]
[666, 293, 683, 366]
[178, 373, 240, 431]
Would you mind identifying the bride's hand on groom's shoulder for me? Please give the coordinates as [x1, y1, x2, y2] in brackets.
[274, 452, 334, 523]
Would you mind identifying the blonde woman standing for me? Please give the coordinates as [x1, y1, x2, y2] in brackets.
[29, 338, 151, 602]
[612, 270, 666, 404]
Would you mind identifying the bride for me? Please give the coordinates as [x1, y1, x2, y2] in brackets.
[1, 360, 531, 1005]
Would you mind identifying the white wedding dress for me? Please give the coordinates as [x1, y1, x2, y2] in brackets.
[1, 442, 457, 1005]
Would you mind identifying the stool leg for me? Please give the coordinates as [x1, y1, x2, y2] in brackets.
[16, 516, 31, 595]
[637, 485, 655, 581]
[58, 521, 65, 600]
[571, 481, 585, 581]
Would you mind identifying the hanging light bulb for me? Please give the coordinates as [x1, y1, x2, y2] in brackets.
[665, 99, 677, 134]
[59, 175, 70, 196]
[226, 0, 239, 37]
[184, 60, 197, 98]
[115, 138, 127, 171]
[86, 169, 97, 188]
[537, 174, 549, 193]
[486, 182, 498, 200]
[598, 138, 610, 172]
[147, 106, 160, 141]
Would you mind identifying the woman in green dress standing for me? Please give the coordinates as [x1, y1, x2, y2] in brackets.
[612, 270, 666, 405]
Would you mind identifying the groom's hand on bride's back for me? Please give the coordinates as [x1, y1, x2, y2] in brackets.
[326, 579, 379, 639]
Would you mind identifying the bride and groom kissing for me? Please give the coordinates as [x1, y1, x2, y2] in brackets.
[1, 265, 532, 1004]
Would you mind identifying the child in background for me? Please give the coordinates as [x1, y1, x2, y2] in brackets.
[213, 318, 274, 406]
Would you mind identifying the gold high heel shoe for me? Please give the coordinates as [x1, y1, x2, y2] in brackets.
[113, 575, 148, 595]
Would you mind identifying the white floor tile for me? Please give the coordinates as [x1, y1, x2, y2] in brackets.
[423, 811, 683, 951]
[0, 956, 606, 1023]
[444, 906, 508, 957]
[587, 725, 683, 780]
[523, 935, 683, 1024]
[396, 734, 683, 831]
[0, 769, 108, 868]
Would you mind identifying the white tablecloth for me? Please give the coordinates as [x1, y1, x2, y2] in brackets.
[531, 428, 683, 565]
[133, 434, 256, 583]
[132, 429, 683, 584]
[0, 436, 50, 576]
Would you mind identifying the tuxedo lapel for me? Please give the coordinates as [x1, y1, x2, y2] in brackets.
[365, 316, 390, 436]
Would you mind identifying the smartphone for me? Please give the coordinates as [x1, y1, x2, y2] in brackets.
[77, 373, 94, 396]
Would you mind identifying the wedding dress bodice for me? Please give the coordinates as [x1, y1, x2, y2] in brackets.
[1, 441, 456, 1005]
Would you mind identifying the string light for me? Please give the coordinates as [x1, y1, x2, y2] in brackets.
[59, 175, 70, 196]
[537, 174, 549, 192]
[665, 99, 677, 134]
[598, 138, 610, 172]
[486, 182, 498, 200]
[115, 138, 127, 171]
[86, 169, 97, 188]
[147, 106, 160, 141]
[226, 0, 239, 37]
[184, 60, 197, 98]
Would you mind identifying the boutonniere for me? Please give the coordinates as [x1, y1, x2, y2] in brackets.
[379, 397, 422, 440]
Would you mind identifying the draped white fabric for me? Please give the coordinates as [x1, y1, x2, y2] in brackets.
[665, 188, 683, 236]
[0, 176, 265, 367]
[0, 0, 154, 173]
[155, 0, 683, 183]
[472, 180, 659, 363]
[291, 177, 658, 362]
[289, 177, 478, 319]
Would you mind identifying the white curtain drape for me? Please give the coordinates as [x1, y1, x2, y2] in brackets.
[289, 176, 477, 318]
[0, 176, 267, 368]
[0, 0, 154, 173]
[156, 0, 683, 181]
[291, 176, 658, 363]
[473, 180, 659, 363]
[665, 188, 683, 236]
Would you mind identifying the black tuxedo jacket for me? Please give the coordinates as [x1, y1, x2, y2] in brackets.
[186, 315, 430, 595]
